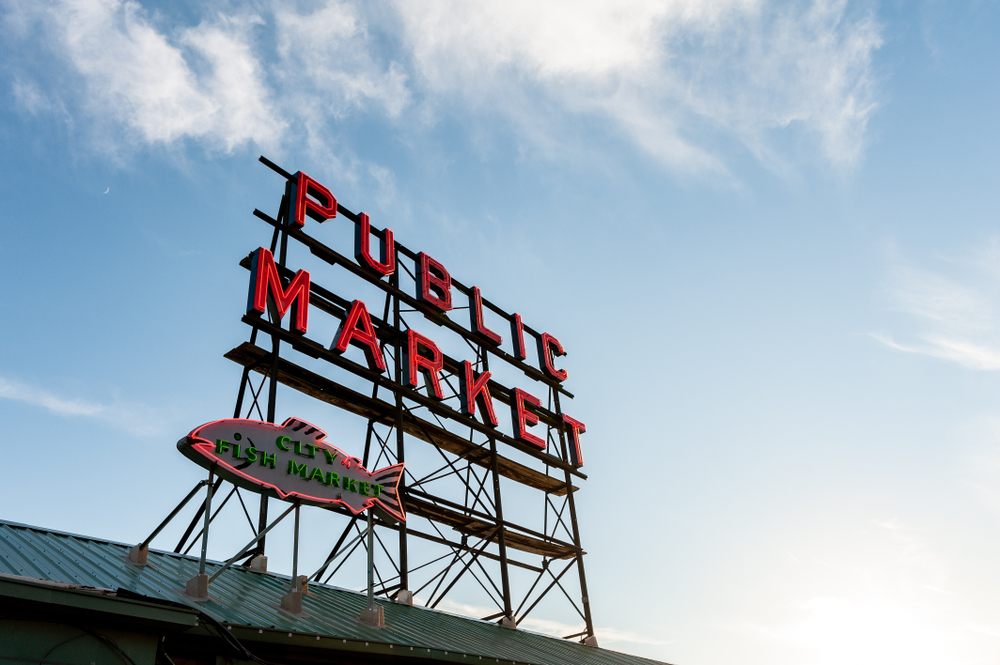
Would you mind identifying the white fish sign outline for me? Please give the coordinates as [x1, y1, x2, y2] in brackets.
[177, 417, 405, 522]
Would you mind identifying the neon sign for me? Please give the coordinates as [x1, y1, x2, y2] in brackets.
[178, 417, 405, 522]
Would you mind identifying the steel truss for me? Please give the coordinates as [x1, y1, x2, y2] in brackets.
[172, 156, 596, 644]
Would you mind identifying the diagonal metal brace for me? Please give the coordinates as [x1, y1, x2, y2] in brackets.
[307, 528, 367, 584]
[207, 502, 298, 585]
[128, 480, 210, 565]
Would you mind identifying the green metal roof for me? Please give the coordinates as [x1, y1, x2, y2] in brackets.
[0, 519, 670, 665]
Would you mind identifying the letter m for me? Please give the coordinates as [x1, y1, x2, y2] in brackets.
[247, 247, 310, 334]
[288, 460, 308, 477]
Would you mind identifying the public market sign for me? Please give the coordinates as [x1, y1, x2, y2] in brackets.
[178, 417, 405, 522]
[245, 170, 588, 467]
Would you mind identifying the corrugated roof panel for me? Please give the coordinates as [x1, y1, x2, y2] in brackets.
[0, 520, 670, 665]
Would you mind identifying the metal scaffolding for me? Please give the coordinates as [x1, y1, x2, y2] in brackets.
[171, 156, 596, 643]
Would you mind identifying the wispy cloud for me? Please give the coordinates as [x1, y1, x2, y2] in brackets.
[1, 0, 883, 178]
[0, 375, 168, 437]
[274, 1, 410, 120]
[8, 0, 285, 153]
[873, 239, 1000, 370]
[397, 0, 882, 174]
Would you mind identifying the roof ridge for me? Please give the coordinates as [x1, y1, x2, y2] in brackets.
[0, 518, 134, 548]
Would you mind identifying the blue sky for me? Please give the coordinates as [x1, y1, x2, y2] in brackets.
[2, 0, 1000, 663]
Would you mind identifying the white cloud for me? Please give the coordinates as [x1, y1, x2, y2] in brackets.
[3, 0, 883, 174]
[270, 0, 410, 169]
[11, 77, 58, 115]
[0, 375, 168, 437]
[394, 0, 882, 173]
[870, 332, 1000, 371]
[6, 0, 284, 152]
[874, 240, 1000, 370]
[274, 1, 409, 119]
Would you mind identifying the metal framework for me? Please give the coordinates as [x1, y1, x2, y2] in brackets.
[171, 156, 596, 643]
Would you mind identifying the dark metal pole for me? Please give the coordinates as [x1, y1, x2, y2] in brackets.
[232, 328, 259, 419]
[489, 436, 514, 624]
[258, 184, 293, 555]
[367, 510, 375, 610]
[480, 349, 514, 624]
[392, 270, 408, 592]
[173, 477, 225, 554]
[553, 390, 595, 641]
[199, 469, 214, 576]
[140, 480, 209, 549]
[207, 501, 297, 584]
[291, 503, 300, 588]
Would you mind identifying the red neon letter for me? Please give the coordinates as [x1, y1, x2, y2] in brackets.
[293, 172, 337, 228]
[511, 313, 527, 360]
[332, 300, 386, 372]
[354, 213, 395, 277]
[511, 388, 545, 449]
[562, 414, 586, 467]
[247, 247, 310, 334]
[538, 333, 568, 382]
[417, 252, 452, 311]
[405, 330, 444, 399]
[460, 361, 499, 427]
[469, 287, 502, 345]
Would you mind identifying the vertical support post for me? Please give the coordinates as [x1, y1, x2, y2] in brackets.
[481, 349, 514, 627]
[280, 501, 304, 614]
[553, 391, 597, 645]
[367, 509, 375, 610]
[233, 365, 252, 419]
[361, 291, 393, 469]
[185, 469, 214, 600]
[258, 183, 293, 557]
[231, 328, 259, 419]
[479, 344, 517, 628]
[392, 271, 409, 597]
[199, 469, 214, 575]
[359, 508, 384, 626]
[292, 503, 300, 584]
[256, 496, 270, 556]
[489, 436, 515, 627]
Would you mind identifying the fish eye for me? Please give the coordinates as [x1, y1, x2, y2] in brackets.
[234, 432, 242, 441]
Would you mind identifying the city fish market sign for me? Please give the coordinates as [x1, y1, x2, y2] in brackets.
[178, 417, 405, 522]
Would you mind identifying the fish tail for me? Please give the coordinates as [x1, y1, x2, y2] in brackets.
[370, 463, 405, 522]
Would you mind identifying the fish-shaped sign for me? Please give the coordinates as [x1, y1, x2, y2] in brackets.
[177, 417, 405, 522]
